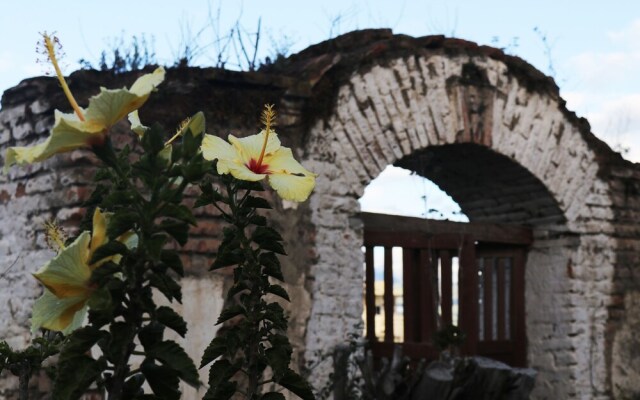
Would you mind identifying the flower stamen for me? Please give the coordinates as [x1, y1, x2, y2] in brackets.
[41, 33, 85, 121]
[44, 219, 67, 253]
[256, 104, 276, 168]
[164, 117, 191, 146]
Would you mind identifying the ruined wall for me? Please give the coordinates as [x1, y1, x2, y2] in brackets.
[1, 29, 639, 400]
[292, 30, 636, 399]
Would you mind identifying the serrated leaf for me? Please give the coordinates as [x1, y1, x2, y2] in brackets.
[58, 326, 105, 363]
[157, 306, 187, 337]
[53, 356, 106, 400]
[141, 360, 181, 400]
[147, 341, 200, 388]
[89, 240, 129, 266]
[206, 359, 238, 398]
[216, 305, 245, 325]
[160, 250, 184, 277]
[252, 227, 286, 255]
[243, 196, 272, 209]
[158, 203, 196, 226]
[260, 253, 284, 281]
[107, 210, 138, 239]
[149, 274, 182, 303]
[227, 281, 249, 300]
[160, 220, 189, 246]
[200, 336, 227, 368]
[139, 322, 165, 349]
[267, 284, 290, 302]
[103, 322, 133, 364]
[211, 248, 243, 270]
[277, 369, 314, 400]
[265, 345, 291, 377]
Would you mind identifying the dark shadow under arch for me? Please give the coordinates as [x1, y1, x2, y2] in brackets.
[395, 143, 566, 226]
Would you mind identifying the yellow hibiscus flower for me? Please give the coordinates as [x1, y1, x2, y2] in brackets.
[31, 208, 136, 334]
[3, 33, 165, 173]
[201, 105, 316, 202]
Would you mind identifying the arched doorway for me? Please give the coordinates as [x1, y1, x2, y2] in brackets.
[299, 31, 617, 399]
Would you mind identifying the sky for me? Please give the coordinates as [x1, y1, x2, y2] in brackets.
[2, 0, 640, 219]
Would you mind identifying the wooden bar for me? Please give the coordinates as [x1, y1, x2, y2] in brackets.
[496, 257, 506, 341]
[458, 237, 478, 356]
[483, 257, 494, 342]
[419, 249, 436, 341]
[440, 250, 453, 326]
[513, 250, 527, 367]
[360, 212, 533, 245]
[403, 248, 418, 342]
[365, 246, 376, 342]
[384, 246, 394, 343]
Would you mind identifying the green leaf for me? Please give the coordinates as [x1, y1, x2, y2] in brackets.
[106, 210, 138, 239]
[227, 281, 249, 300]
[237, 180, 264, 191]
[89, 240, 129, 265]
[277, 369, 315, 400]
[264, 303, 287, 330]
[211, 248, 243, 270]
[265, 345, 291, 377]
[161, 250, 184, 277]
[260, 252, 284, 281]
[141, 359, 181, 400]
[147, 340, 200, 388]
[149, 274, 182, 303]
[103, 322, 133, 364]
[123, 373, 145, 398]
[261, 393, 286, 400]
[200, 336, 227, 368]
[142, 124, 166, 154]
[139, 322, 165, 349]
[243, 196, 272, 209]
[158, 203, 196, 225]
[160, 220, 189, 246]
[216, 305, 245, 325]
[252, 227, 286, 255]
[59, 326, 105, 363]
[157, 306, 187, 337]
[249, 215, 267, 226]
[267, 284, 290, 302]
[102, 189, 137, 208]
[87, 287, 112, 311]
[53, 356, 106, 400]
[205, 359, 238, 400]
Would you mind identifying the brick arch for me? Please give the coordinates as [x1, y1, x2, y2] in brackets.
[301, 48, 617, 398]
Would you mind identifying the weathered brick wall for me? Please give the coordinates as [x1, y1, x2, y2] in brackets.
[1, 29, 639, 399]
[293, 30, 638, 399]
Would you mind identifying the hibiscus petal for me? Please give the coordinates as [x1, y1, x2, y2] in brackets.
[89, 208, 109, 257]
[31, 289, 87, 334]
[33, 231, 92, 298]
[128, 110, 148, 137]
[3, 111, 101, 172]
[201, 134, 241, 174]
[265, 147, 316, 202]
[129, 67, 165, 97]
[229, 130, 281, 164]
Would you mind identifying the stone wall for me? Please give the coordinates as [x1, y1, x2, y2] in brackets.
[1, 29, 639, 399]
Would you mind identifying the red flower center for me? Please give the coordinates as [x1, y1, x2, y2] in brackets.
[246, 158, 269, 174]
